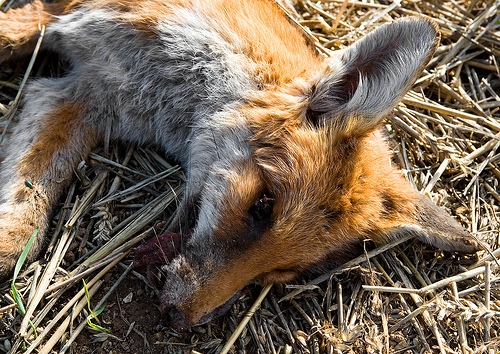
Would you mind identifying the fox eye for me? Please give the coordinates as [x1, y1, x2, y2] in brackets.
[249, 194, 274, 222]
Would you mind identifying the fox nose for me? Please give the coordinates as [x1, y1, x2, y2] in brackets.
[164, 305, 190, 331]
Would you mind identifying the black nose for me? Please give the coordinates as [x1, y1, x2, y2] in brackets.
[164, 305, 190, 331]
[167, 305, 181, 322]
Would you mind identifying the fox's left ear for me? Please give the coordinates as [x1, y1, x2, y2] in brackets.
[382, 193, 481, 254]
[306, 17, 440, 134]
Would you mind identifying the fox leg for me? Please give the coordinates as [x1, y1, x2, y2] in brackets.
[0, 77, 101, 278]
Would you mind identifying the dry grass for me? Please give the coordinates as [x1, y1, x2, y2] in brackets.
[1, 0, 500, 353]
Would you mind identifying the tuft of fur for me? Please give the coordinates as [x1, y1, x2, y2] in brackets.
[0, 0, 479, 329]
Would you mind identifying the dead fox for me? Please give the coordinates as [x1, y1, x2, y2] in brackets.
[0, 0, 479, 330]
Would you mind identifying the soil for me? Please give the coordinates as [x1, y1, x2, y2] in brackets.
[73, 272, 165, 354]
[71, 267, 259, 354]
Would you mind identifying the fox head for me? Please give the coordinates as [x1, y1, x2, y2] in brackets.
[151, 17, 478, 330]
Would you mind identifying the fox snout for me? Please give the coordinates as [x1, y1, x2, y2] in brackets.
[0, 0, 480, 332]
[160, 262, 245, 330]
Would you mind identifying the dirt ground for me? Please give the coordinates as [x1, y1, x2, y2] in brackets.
[71, 267, 264, 354]
[72, 272, 166, 354]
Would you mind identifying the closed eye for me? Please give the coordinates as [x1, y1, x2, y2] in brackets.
[248, 193, 274, 225]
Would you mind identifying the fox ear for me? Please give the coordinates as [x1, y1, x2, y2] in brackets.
[383, 194, 480, 254]
[307, 17, 440, 134]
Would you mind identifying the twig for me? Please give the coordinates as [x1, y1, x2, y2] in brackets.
[220, 284, 273, 354]
[0, 26, 45, 143]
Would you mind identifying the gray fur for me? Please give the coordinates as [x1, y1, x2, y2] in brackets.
[46, 8, 258, 236]
[0, 4, 257, 281]
[309, 18, 438, 133]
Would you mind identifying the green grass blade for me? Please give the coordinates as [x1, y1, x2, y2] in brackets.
[86, 316, 111, 333]
[12, 226, 39, 282]
[11, 226, 40, 337]
[82, 279, 110, 333]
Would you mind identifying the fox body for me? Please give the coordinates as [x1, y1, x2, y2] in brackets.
[0, 0, 478, 329]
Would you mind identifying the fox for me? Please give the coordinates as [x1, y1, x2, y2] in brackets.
[0, 0, 479, 330]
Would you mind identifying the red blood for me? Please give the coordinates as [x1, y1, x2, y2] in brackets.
[134, 232, 183, 288]
[135, 232, 182, 266]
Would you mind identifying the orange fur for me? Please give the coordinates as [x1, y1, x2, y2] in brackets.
[199, 0, 322, 86]
[179, 114, 422, 324]
[0, 0, 479, 329]
[0, 101, 100, 276]
[0, 0, 76, 61]
[18, 101, 98, 185]
[83, 0, 191, 36]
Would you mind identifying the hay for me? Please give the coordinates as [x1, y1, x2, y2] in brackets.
[1, 0, 499, 353]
